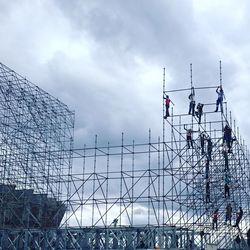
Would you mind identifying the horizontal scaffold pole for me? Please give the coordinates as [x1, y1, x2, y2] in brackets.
[164, 85, 219, 93]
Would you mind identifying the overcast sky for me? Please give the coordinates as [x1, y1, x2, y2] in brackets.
[1, 0, 250, 148]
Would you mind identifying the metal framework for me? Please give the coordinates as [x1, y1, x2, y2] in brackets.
[0, 62, 74, 230]
[161, 64, 250, 249]
[0, 62, 250, 249]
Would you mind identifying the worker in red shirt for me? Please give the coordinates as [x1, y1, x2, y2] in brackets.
[163, 94, 175, 119]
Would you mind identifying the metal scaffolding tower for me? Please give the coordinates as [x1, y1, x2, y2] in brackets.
[0, 62, 74, 231]
[161, 64, 250, 249]
[0, 61, 249, 249]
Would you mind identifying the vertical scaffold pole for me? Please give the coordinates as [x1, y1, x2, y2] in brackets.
[163, 67, 166, 142]
[80, 144, 86, 226]
[190, 63, 193, 88]
[157, 136, 160, 226]
[92, 135, 98, 226]
[105, 142, 110, 226]
[171, 102, 174, 226]
[162, 67, 166, 227]
[132, 140, 135, 226]
[148, 128, 151, 225]
[219, 60, 222, 87]
[120, 132, 124, 227]
[190, 63, 195, 229]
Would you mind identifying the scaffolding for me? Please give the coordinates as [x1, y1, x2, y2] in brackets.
[0, 62, 74, 230]
[0, 62, 250, 249]
[58, 64, 250, 249]
[161, 64, 250, 249]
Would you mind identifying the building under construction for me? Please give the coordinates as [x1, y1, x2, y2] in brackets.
[0, 62, 249, 249]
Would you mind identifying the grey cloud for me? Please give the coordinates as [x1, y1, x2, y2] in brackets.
[2, 0, 250, 228]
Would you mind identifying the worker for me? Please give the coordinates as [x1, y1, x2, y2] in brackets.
[225, 203, 232, 226]
[207, 137, 213, 161]
[222, 144, 229, 170]
[224, 183, 230, 198]
[212, 209, 219, 230]
[205, 180, 211, 203]
[205, 160, 210, 179]
[223, 124, 232, 153]
[215, 86, 225, 112]
[188, 87, 195, 116]
[112, 218, 118, 227]
[163, 94, 175, 119]
[184, 124, 197, 149]
[200, 132, 207, 155]
[195, 103, 204, 124]
[233, 207, 243, 229]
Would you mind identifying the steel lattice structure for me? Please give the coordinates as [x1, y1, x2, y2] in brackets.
[161, 78, 250, 249]
[0, 62, 250, 249]
[0, 62, 74, 230]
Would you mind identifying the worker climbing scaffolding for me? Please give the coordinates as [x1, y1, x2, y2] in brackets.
[215, 86, 225, 112]
[184, 124, 198, 149]
[207, 136, 213, 161]
[205, 160, 209, 179]
[222, 144, 229, 170]
[163, 94, 174, 119]
[195, 103, 204, 124]
[225, 203, 232, 225]
[188, 87, 196, 116]
[205, 180, 211, 203]
[212, 209, 219, 230]
[233, 207, 243, 229]
[224, 182, 230, 198]
[223, 124, 232, 153]
[200, 132, 207, 155]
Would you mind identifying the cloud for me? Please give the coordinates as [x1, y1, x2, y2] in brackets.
[2, 0, 249, 145]
[1, 0, 250, 229]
